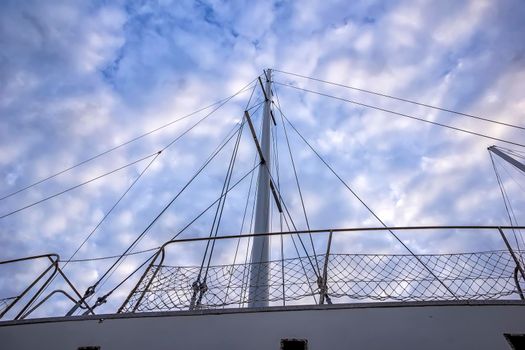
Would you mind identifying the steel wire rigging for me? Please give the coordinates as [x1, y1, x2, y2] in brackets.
[0, 151, 160, 220]
[271, 85, 458, 299]
[273, 69, 525, 131]
[273, 81, 525, 148]
[0, 78, 259, 203]
[84, 88, 266, 311]
[6, 70, 525, 316]
[489, 148, 525, 264]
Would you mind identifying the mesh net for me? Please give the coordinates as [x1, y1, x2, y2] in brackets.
[120, 250, 524, 312]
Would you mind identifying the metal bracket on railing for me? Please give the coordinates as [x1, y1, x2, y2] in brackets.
[66, 285, 95, 316]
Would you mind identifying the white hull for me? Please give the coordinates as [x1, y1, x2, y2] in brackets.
[0, 300, 524, 349]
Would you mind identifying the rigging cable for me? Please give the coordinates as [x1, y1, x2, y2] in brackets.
[203, 92, 258, 280]
[224, 151, 259, 304]
[90, 154, 262, 310]
[93, 120, 248, 291]
[30, 152, 164, 313]
[274, 86, 322, 277]
[272, 111, 286, 306]
[498, 155, 525, 195]
[259, 156, 321, 301]
[62, 152, 162, 270]
[196, 111, 246, 302]
[1, 81, 259, 220]
[76, 117, 250, 313]
[239, 160, 260, 305]
[274, 82, 525, 149]
[501, 157, 525, 250]
[59, 247, 159, 263]
[272, 98, 458, 299]
[112, 163, 262, 310]
[272, 110, 287, 305]
[0, 151, 160, 220]
[273, 69, 525, 131]
[0, 79, 259, 202]
[224, 111, 262, 304]
[90, 89, 261, 283]
[277, 194, 319, 303]
[489, 151, 525, 262]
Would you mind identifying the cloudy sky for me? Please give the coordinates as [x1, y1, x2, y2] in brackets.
[1, 0, 524, 316]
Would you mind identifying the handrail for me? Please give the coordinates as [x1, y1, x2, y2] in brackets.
[20, 290, 84, 319]
[0, 253, 59, 265]
[157, 225, 525, 247]
[0, 254, 59, 319]
[119, 225, 525, 312]
[0, 253, 94, 320]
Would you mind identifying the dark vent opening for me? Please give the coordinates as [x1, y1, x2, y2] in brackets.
[78, 347, 100, 350]
[505, 334, 525, 349]
[281, 338, 307, 350]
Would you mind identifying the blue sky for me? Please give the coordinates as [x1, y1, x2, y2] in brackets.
[0, 0, 524, 316]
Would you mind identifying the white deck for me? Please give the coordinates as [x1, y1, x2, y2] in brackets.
[0, 300, 524, 349]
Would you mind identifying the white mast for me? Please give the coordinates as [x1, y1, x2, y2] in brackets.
[248, 69, 272, 307]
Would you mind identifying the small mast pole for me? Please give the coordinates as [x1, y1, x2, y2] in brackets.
[248, 69, 272, 307]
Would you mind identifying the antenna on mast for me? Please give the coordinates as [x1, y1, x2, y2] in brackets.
[248, 69, 273, 307]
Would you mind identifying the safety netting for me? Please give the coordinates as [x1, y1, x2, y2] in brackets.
[120, 250, 524, 312]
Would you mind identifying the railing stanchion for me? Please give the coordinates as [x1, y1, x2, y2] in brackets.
[497, 227, 525, 288]
[319, 230, 333, 305]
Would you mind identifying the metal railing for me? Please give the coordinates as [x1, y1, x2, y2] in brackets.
[0, 254, 93, 320]
[119, 226, 525, 313]
[2, 226, 524, 318]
